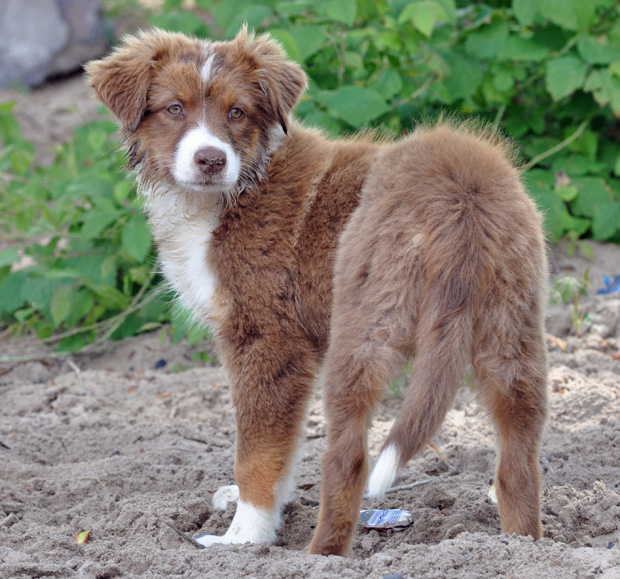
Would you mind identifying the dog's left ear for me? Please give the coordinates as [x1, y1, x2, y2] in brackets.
[85, 31, 161, 133]
[261, 57, 307, 135]
[237, 28, 308, 135]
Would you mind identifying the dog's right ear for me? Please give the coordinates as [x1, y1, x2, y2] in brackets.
[85, 33, 157, 133]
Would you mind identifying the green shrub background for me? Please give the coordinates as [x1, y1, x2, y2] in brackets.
[1, 0, 619, 351]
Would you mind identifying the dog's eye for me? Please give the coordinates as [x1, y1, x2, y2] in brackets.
[167, 104, 183, 115]
[229, 108, 244, 119]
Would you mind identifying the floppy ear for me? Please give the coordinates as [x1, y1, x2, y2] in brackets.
[85, 32, 158, 133]
[235, 28, 307, 135]
[261, 59, 308, 135]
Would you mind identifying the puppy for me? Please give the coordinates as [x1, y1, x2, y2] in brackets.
[86, 27, 548, 557]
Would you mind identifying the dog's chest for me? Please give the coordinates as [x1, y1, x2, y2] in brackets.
[146, 192, 220, 320]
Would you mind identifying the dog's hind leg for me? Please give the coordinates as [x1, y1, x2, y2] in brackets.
[308, 198, 426, 557]
[308, 331, 405, 556]
[195, 331, 317, 547]
[473, 280, 548, 539]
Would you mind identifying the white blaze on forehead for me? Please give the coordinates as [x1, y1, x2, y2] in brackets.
[173, 123, 241, 189]
[201, 53, 217, 84]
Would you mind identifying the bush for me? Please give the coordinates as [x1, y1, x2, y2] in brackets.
[1, 0, 619, 350]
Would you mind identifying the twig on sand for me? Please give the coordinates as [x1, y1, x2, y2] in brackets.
[160, 519, 206, 550]
[80, 476, 106, 488]
[365, 467, 459, 499]
[66, 359, 84, 389]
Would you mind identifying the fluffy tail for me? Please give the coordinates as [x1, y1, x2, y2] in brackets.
[366, 283, 474, 497]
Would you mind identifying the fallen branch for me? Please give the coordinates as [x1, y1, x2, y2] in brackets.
[160, 519, 205, 549]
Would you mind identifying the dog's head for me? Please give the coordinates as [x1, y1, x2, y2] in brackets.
[86, 27, 307, 203]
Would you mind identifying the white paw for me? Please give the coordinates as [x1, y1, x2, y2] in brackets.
[194, 499, 280, 546]
[212, 484, 239, 510]
[194, 533, 232, 547]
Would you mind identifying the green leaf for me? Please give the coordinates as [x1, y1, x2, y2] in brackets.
[528, 185, 571, 240]
[287, 25, 327, 62]
[268, 29, 301, 62]
[585, 69, 620, 115]
[122, 215, 152, 263]
[539, 0, 596, 32]
[216, 3, 273, 38]
[592, 203, 620, 240]
[80, 211, 120, 243]
[344, 51, 364, 70]
[110, 313, 145, 341]
[0, 271, 27, 314]
[324, 86, 390, 128]
[498, 36, 549, 62]
[57, 331, 94, 353]
[554, 186, 579, 202]
[276, 1, 312, 16]
[316, 0, 357, 26]
[20, 277, 63, 322]
[114, 180, 133, 205]
[65, 289, 95, 328]
[369, 69, 404, 100]
[50, 285, 73, 328]
[442, 52, 483, 101]
[400, 1, 447, 38]
[87, 130, 107, 151]
[465, 21, 509, 60]
[512, 0, 539, 27]
[0, 247, 20, 268]
[433, 0, 456, 23]
[570, 177, 613, 218]
[11, 148, 33, 175]
[577, 37, 620, 65]
[299, 109, 343, 135]
[545, 57, 588, 101]
[91, 285, 130, 311]
[567, 129, 598, 159]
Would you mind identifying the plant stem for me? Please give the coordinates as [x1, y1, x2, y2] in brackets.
[523, 117, 592, 171]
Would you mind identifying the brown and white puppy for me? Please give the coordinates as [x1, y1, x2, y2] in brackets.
[86, 27, 548, 557]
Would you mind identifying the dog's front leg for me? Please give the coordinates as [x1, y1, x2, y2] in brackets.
[196, 336, 316, 547]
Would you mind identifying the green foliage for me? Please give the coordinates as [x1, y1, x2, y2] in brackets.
[0, 105, 209, 351]
[166, 0, 620, 245]
[2, 0, 620, 351]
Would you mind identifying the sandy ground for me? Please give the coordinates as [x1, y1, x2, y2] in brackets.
[2, 75, 620, 578]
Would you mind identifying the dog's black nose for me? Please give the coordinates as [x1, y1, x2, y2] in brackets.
[194, 147, 226, 174]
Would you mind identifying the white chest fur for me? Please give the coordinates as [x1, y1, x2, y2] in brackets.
[143, 187, 221, 322]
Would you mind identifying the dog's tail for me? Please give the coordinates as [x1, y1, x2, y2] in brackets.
[366, 124, 516, 497]
[367, 258, 477, 497]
